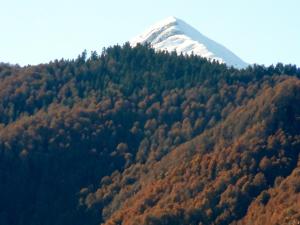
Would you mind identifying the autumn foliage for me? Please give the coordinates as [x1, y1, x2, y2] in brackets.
[0, 44, 300, 225]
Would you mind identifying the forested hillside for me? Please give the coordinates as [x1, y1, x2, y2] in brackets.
[0, 43, 300, 225]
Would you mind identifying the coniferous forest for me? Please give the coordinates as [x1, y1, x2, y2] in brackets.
[1, 43, 300, 225]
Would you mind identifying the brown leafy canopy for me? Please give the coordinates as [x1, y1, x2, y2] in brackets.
[96, 79, 300, 225]
[0, 44, 300, 225]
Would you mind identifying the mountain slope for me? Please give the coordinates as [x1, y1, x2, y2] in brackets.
[0, 45, 300, 225]
[130, 16, 248, 69]
[86, 77, 300, 225]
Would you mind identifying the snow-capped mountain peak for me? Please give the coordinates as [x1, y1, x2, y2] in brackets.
[130, 16, 248, 69]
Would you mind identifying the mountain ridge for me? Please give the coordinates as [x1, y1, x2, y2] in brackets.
[130, 16, 248, 69]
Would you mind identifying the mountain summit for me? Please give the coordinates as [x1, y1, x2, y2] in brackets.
[130, 16, 248, 69]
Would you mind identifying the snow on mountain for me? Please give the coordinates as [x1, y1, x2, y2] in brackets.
[130, 16, 248, 69]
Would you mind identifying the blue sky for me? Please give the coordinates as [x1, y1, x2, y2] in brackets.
[1, 0, 299, 66]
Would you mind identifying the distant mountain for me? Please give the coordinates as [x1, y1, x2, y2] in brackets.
[130, 16, 248, 69]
